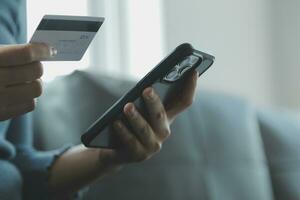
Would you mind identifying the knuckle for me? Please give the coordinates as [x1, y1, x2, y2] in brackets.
[155, 110, 166, 120]
[33, 62, 44, 78]
[32, 80, 43, 97]
[139, 125, 150, 135]
[22, 44, 35, 62]
[139, 124, 153, 138]
[161, 127, 171, 139]
[152, 142, 162, 153]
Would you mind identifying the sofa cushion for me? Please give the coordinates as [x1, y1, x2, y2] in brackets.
[33, 70, 276, 200]
[258, 109, 300, 200]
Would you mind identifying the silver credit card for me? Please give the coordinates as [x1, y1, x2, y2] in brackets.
[30, 15, 104, 61]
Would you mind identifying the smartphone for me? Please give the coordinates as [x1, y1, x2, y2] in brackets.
[81, 43, 215, 148]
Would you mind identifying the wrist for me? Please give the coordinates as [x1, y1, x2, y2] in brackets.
[96, 149, 124, 174]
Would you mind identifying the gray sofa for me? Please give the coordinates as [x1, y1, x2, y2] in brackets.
[33, 70, 300, 200]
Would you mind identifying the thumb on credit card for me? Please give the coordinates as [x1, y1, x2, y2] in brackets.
[0, 43, 57, 67]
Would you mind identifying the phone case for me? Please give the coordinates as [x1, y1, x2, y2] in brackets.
[81, 43, 215, 148]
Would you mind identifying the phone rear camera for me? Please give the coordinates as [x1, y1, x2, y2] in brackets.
[179, 65, 192, 75]
[187, 55, 200, 66]
[164, 68, 180, 82]
[178, 55, 200, 75]
[163, 55, 200, 83]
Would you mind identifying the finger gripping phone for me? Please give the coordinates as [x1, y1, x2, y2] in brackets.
[81, 43, 215, 148]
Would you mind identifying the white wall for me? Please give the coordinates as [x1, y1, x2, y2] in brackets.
[88, 0, 165, 80]
[270, 0, 300, 109]
[161, 0, 277, 107]
[87, 0, 300, 110]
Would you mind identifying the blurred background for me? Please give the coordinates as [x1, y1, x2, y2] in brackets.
[27, 0, 300, 110]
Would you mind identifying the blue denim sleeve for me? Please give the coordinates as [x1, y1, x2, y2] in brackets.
[7, 114, 71, 200]
[0, 0, 27, 44]
[1, 1, 84, 199]
[0, 1, 70, 199]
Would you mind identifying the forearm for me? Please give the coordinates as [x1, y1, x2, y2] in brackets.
[48, 145, 123, 197]
[47, 74, 198, 198]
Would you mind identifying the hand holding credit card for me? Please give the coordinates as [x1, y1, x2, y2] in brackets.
[30, 15, 104, 61]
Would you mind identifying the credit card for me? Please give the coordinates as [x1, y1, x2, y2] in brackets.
[30, 15, 104, 61]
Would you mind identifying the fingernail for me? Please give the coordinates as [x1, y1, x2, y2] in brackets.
[125, 104, 136, 116]
[144, 87, 154, 100]
[50, 47, 58, 57]
[129, 105, 136, 116]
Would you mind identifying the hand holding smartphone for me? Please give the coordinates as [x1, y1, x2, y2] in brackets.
[81, 43, 215, 148]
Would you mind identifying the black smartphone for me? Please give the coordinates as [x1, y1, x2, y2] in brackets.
[81, 43, 215, 148]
